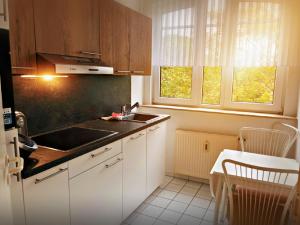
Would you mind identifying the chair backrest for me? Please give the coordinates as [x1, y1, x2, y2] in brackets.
[272, 122, 299, 153]
[222, 159, 299, 225]
[239, 127, 291, 157]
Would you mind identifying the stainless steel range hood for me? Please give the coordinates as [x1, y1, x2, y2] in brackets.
[36, 53, 114, 75]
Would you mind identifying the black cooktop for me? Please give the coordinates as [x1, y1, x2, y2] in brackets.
[32, 127, 117, 151]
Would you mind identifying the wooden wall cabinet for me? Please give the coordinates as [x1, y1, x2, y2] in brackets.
[111, 1, 152, 76]
[8, 0, 36, 75]
[8, 0, 152, 75]
[34, 0, 100, 59]
[129, 10, 152, 76]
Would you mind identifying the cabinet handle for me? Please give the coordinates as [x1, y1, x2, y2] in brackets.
[115, 70, 131, 73]
[35, 168, 68, 184]
[149, 126, 160, 132]
[105, 158, 123, 169]
[12, 66, 36, 70]
[204, 141, 209, 151]
[130, 133, 145, 141]
[91, 147, 112, 158]
[80, 51, 102, 56]
[132, 71, 145, 74]
[10, 137, 22, 182]
[0, 0, 7, 21]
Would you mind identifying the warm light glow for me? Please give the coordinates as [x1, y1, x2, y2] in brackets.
[21, 75, 69, 80]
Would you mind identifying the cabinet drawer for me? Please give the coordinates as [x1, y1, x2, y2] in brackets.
[69, 140, 121, 178]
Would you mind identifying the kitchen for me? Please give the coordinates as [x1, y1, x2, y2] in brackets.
[1, 1, 300, 225]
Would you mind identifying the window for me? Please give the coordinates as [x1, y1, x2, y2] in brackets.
[160, 66, 192, 99]
[152, 0, 288, 113]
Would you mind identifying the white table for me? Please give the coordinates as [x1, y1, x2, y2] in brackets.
[210, 149, 299, 225]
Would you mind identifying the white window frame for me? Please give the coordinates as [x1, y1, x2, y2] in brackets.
[152, 0, 285, 114]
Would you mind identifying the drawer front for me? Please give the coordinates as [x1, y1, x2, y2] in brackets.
[69, 140, 122, 178]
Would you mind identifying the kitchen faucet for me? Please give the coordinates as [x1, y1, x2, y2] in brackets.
[121, 102, 140, 115]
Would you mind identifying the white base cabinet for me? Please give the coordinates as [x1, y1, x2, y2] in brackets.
[122, 130, 147, 220]
[22, 163, 70, 225]
[70, 154, 123, 225]
[146, 122, 167, 195]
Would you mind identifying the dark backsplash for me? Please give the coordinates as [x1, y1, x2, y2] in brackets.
[13, 75, 131, 136]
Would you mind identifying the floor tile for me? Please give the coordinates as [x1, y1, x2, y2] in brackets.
[160, 176, 173, 188]
[158, 190, 177, 200]
[177, 215, 202, 225]
[184, 205, 206, 219]
[123, 212, 139, 224]
[190, 198, 211, 209]
[208, 201, 215, 211]
[136, 203, 148, 213]
[199, 184, 210, 192]
[180, 186, 199, 196]
[166, 201, 188, 213]
[196, 191, 212, 201]
[150, 197, 171, 208]
[152, 188, 163, 196]
[200, 221, 213, 225]
[145, 195, 156, 203]
[174, 193, 194, 204]
[170, 178, 187, 185]
[141, 205, 164, 218]
[185, 181, 203, 189]
[158, 210, 182, 224]
[153, 220, 174, 225]
[131, 214, 156, 225]
[203, 210, 214, 222]
[165, 183, 183, 192]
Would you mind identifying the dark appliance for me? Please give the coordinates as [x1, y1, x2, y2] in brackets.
[32, 127, 118, 151]
[15, 111, 38, 159]
[0, 28, 16, 130]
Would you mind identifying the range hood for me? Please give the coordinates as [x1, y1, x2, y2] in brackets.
[36, 53, 114, 75]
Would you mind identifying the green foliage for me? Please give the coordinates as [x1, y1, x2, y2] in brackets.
[160, 67, 192, 99]
[232, 67, 276, 104]
[202, 67, 222, 105]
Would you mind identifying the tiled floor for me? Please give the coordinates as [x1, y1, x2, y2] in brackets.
[122, 176, 215, 225]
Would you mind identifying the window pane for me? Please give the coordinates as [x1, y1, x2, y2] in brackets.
[202, 67, 222, 105]
[232, 67, 276, 104]
[160, 66, 192, 99]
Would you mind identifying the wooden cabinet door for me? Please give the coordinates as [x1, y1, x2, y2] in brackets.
[23, 164, 70, 225]
[129, 11, 152, 76]
[146, 122, 167, 196]
[112, 1, 130, 75]
[64, 0, 100, 58]
[99, 0, 114, 66]
[8, 0, 36, 75]
[122, 130, 147, 220]
[70, 154, 123, 225]
[33, 0, 66, 55]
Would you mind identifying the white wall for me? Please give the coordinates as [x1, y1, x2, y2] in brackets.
[140, 106, 297, 175]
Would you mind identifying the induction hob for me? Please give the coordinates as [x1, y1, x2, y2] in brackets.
[32, 127, 118, 151]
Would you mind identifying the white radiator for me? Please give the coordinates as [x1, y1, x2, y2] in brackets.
[175, 130, 239, 180]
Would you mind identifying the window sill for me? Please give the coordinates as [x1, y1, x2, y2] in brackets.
[141, 104, 297, 120]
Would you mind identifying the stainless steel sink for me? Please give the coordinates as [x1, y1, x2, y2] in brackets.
[122, 113, 159, 123]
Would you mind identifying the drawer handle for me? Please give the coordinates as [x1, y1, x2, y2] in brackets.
[105, 158, 123, 169]
[12, 66, 36, 70]
[115, 70, 131, 73]
[80, 51, 102, 56]
[149, 126, 160, 132]
[132, 71, 145, 74]
[130, 133, 145, 141]
[35, 168, 67, 184]
[91, 147, 112, 158]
